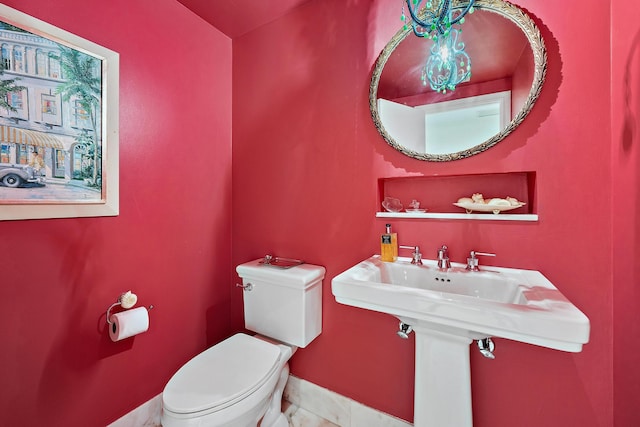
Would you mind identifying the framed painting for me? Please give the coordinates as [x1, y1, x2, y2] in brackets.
[0, 3, 118, 221]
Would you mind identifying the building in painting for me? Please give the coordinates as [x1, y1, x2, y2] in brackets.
[0, 23, 99, 183]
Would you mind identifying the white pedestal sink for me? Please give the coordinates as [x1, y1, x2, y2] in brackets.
[331, 255, 590, 427]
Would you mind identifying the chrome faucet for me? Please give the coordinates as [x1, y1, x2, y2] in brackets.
[466, 251, 496, 271]
[437, 245, 451, 269]
[399, 245, 423, 265]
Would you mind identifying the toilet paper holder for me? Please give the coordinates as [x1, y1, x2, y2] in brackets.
[106, 291, 153, 325]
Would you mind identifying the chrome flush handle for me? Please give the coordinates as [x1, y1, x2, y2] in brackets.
[236, 282, 253, 291]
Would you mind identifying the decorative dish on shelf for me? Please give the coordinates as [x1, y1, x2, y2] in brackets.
[382, 196, 403, 212]
[454, 193, 525, 215]
[405, 199, 426, 213]
[453, 202, 525, 214]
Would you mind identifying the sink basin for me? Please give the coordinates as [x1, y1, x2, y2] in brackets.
[332, 255, 590, 427]
[332, 255, 590, 352]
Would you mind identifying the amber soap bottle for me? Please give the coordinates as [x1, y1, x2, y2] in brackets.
[380, 223, 398, 262]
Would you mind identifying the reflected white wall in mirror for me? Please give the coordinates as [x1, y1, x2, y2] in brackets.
[378, 99, 426, 152]
[380, 91, 510, 155]
[421, 91, 510, 154]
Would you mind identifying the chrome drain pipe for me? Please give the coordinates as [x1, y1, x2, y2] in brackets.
[397, 322, 413, 339]
[477, 338, 496, 359]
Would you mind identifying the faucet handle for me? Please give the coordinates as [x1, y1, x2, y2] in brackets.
[470, 251, 496, 258]
[399, 245, 422, 265]
[466, 251, 496, 271]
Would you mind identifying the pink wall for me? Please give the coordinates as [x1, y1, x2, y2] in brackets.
[1, 0, 634, 426]
[0, 1, 233, 426]
[233, 0, 616, 426]
[612, 0, 640, 425]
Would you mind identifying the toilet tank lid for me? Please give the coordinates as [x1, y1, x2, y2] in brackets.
[162, 333, 281, 415]
[236, 259, 325, 288]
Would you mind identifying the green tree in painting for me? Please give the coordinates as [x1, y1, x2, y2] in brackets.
[0, 64, 26, 113]
[72, 129, 95, 180]
[50, 45, 102, 186]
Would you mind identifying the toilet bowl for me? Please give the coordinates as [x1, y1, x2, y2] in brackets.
[162, 258, 325, 427]
[162, 333, 293, 427]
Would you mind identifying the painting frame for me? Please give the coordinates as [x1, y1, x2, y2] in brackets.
[0, 3, 118, 221]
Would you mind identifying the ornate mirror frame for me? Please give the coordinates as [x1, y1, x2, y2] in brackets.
[370, 0, 547, 161]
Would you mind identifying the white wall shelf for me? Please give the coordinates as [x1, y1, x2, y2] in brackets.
[376, 212, 539, 222]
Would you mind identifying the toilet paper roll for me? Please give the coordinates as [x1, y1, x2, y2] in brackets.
[109, 307, 149, 342]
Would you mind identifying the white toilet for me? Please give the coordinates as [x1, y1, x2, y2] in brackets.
[162, 258, 325, 427]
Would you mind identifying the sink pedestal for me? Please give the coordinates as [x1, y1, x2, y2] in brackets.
[413, 326, 473, 427]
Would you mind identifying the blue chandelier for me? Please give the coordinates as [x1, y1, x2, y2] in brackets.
[422, 28, 471, 93]
[401, 0, 475, 93]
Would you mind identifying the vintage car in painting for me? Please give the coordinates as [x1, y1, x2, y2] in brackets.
[0, 164, 45, 187]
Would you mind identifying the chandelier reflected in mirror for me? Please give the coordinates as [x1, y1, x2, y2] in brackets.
[401, 0, 475, 93]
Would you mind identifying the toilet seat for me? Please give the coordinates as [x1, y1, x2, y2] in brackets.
[163, 333, 282, 416]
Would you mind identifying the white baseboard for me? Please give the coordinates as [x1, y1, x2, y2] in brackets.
[106, 376, 411, 427]
[284, 375, 412, 427]
[107, 393, 162, 427]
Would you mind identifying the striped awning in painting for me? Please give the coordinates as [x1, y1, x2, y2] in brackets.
[0, 125, 64, 149]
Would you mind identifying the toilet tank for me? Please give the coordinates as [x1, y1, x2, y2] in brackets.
[236, 258, 325, 348]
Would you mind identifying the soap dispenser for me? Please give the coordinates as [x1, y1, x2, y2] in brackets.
[380, 223, 398, 262]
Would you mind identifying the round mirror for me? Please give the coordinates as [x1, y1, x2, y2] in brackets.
[370, 0, 547, 161]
